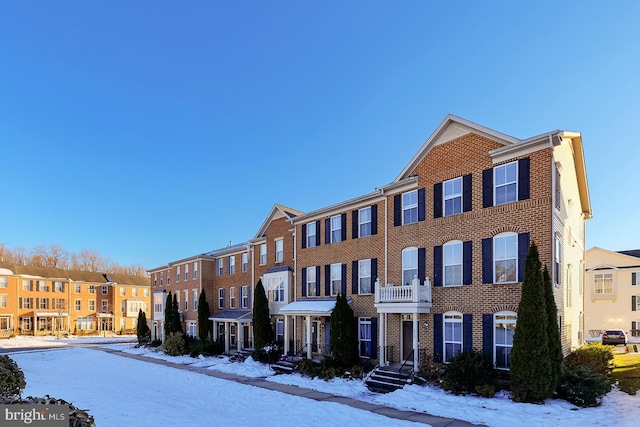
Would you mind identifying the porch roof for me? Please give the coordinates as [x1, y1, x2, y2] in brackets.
[209, 310, 252, 322]
[279, 298, 350, 316]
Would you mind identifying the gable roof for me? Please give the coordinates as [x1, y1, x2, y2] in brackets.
[253, 204, 303, 239]
[618, 250, 640, 259]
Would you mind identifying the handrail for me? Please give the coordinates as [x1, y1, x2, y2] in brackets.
[399, 349, 414, 376]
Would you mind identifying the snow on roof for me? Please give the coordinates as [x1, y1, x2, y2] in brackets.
[279, 298, 349, 314]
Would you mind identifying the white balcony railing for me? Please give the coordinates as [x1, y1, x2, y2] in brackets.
[374, 276, 432, 303]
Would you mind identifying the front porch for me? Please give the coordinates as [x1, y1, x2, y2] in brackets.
[209, 310, 253, 354]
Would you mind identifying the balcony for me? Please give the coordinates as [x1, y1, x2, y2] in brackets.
[374, 277, 432, 314]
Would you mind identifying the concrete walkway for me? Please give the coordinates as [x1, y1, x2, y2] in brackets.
[95, 347, 482, 427]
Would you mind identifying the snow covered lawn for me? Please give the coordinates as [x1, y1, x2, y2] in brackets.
[3, 337, 640, 427]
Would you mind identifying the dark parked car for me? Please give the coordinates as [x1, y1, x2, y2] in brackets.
[602, 329, 627, 345]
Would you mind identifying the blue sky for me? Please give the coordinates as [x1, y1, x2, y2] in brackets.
[1, 1, 639, 269]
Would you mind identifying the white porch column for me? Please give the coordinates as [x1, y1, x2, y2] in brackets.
[379, 313, 385, 366]
[413, 313, 419, 368]
[237, 321, 243, 351]
[306, 315, 312, 360]
[225, 321, 231, 353]
[283, 314, 290, 355]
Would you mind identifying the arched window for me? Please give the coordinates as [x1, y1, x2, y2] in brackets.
[493, 232, 517, 283]
[402, 247, 418, 286]
[494, 311, 517, 369]
[443, 241, 463, 287]
[443, 311, 463, 362]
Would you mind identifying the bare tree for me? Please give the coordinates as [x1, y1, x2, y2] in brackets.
[72, 249, 104, 272]
[11, 247, 29, 266]
[0, 244, 13, 263]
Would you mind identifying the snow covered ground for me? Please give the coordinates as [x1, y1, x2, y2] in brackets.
[2, 336, 639, 427]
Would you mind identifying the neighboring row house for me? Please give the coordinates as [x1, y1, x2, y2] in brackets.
[149, 115, 591, 372]
[0, 262, 151, 337]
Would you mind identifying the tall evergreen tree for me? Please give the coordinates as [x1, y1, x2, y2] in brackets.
[197, 289, 211, 342]
[253, 279, 273, 349]
[511, 243, 552, 403]
[330, 293, 358, 367]
[544, 265, 563, 395]
[136, 309, 150, 344]
[163, 291, 172, 340]
[172, 293, 183, 334]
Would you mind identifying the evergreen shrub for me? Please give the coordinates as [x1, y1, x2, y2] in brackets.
[558, 364, 611, 407]
[563, 343, 613, 376]
[0, 355, 26, 397]
[163, 332, 186, 356]
[442, 350, 495, 396]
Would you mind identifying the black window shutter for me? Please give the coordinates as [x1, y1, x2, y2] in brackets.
[518, 157, 531, 201]
[371, 204, 378, 235]
[434, 182, 443, 218]
[482, 314, 493, 359]
[316, 266, 321, 296]
[341, 213, 347, 242]
[315, 220, 321, 246]
[518, 233, 530, 282]
[352, 261, 359, 295]
[482, 238, 493, 284]
[325, 265, 331, 296]
[463, 314, 473, 351]
[301, 224, 307, 249]
[418, 188, 426, 222]
[433, 314, 443, 362]
[463, 174, 472, 212]
[463, 241, 473, 285]
[341, 264, 347, 296]
[633, 272, 637, 286]
[371, 258, 378, 285]
[482, 168, 493, 208]
[393, 194, 401, 226]
[633, 295, 637, 312]
[352, 210, 359, 239]
[433, 245, 443, 287]
[418, 247, 426, 284]
[301, 268, 307, 297]
[370, 318, 378, 359]
[324, 218, 330, 244]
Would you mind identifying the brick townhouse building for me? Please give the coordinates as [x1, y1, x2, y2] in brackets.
[286, 114, 591, 370]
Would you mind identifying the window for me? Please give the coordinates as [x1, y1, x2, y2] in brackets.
[275, 319, 284, 345]
[402, 190, 418, 225]
[494, 233, 517, 283]
[402, 247, 418, 286]
[185, 264, 189, 280]
[494, 312, 517, 369]
[634, 295, 640, 311]
[193, 290, 198, 311]
[443, 312, 463, 362]
[229, 256, 235, 274]
[74, 299, 81, 311]
[0, 277, 8, 288]
[217, 259, 224, 276]
[101, 300, 108, 312]
[444, 241, 463, 287]
[120, 318, 126, 330]
[89, 300, 95, 311]
[555, 164, 561, 210]
[242, 253, 248, 272]
[121, 301, 126, 313]
[0, 295, 6, 308]
[22, 280, 33, 291]
[102, 286, 108, 295]
[19, 298, 33, 309]
[358, 259, 372, 294]
[275, 239, 284, 262]
[330, 215, 342, 243]
[359, 207, 372, 237]
[88, 285, 95, 294]
[230, 287, 236, 308]
[187, 322, 197, 338]
[359, 317, 372, 358]
[554, 237, 561, 285]
[153, 274, 157, 287]
[177, 266, 180, 282]
[566, 266, 572, 308]
[306, 267, 317, 297]
[21, 317, 33, 331]
[271, 279, 285, 302]
[76, 317, 93, 331]
[260, 244, 267, 265]
[242, 285, 250, 308]
[38, 281, 48, 292]
[218, 288, 224, 309]
[594, 273, 613, 294]
[307, 222, 317, 248]
[330, 263, 342, 296]
[184, 291, 188, 311]
[54, 282, 64, 292]
[494, 162, 518, 205]
[120, 287, 126, 296]
[74, 284, 81, 293]
[443, 177, 462, 216]
[154, 294, 164, 314]
[37, 298, 49, 309]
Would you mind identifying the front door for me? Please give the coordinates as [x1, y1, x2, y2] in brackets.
[324, 319, 331, 354]
[402, 319, 413, 362]
[243, 325, 251, 348]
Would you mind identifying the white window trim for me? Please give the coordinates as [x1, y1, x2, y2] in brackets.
[260, 244, 267, 265]
[242, 253, 248, 272]
[493, 232, 518, 284]
[307, 222, 317, 248]
[594, 272, 614, 294]
[242, 285, 250, 308]
[330, 215, 342, 243]
[443, 177, 462, 217]
[358, 317, 372, 358]
[358, 206, 372, 237]
[358, 259, 372, 294]
[494, 311, 517, 370]
[330, 263, 342, 296]
[306, 266, 316, 297]
[443, 312, 463, 363]
[218, 288, 224, 309]
[443, 241, 463, 287]
[402, 247, 418, 286]
[229, 256, 235, 274]
[493, 162, 518, 206]
[402, 190, 418, 225]
[275, 238, 284, 263]
[230, 287, 236, 308]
